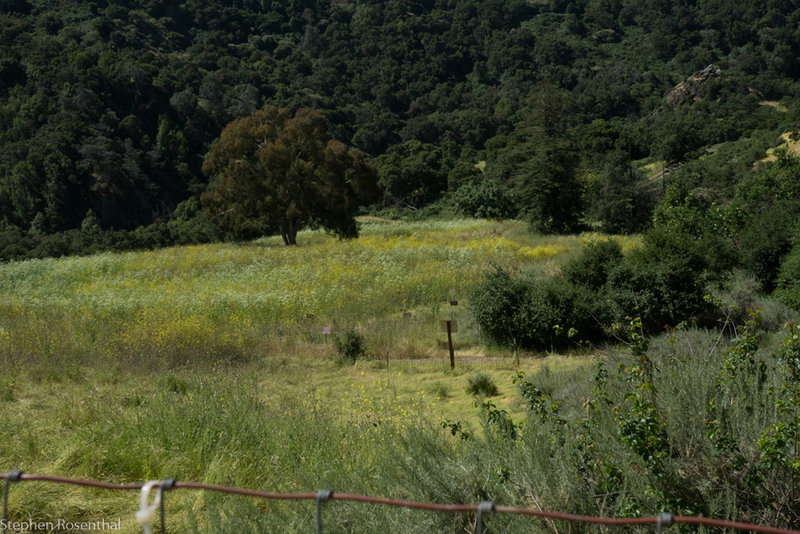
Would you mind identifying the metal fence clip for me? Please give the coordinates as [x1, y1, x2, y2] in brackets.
[135, 480, 163, 534]
[657, 512, 674, 533]
[315, 489, 333, 534]
[476, 501, 495, 534]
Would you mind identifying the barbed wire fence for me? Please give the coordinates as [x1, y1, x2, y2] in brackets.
[3, 471, 800, 534]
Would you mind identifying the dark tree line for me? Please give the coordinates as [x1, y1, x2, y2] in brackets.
[1, 0, 800, 256]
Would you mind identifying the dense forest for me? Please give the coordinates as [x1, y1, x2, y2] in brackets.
[1, 0, 799, 252]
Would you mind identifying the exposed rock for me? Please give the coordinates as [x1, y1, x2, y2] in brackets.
[592, 28, 619, 43]
[666, 64, 721, 107]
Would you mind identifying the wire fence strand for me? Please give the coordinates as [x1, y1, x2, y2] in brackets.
[3, 471, 800, 534]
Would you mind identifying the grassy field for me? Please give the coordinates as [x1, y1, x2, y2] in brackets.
[1, 218, 619, 533]
[2, 219, 798, 532]
[0, 218, 591, 371]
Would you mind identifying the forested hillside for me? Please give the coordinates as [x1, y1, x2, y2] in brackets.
[1, 0, 799, 244]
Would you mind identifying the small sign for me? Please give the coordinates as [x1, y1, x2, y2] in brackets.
[450, 300, 458, 306]
[439, 320, 458, 333]
[403, 312, 412, 319]
[322, 326, 332, 335]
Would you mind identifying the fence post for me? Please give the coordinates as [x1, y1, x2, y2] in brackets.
[159, 479, 176, 533]
[446, 320, 455, 370]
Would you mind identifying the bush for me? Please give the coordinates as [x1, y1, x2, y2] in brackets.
[738, 204, 797, 292]
[774, 243, 800, 311]
[466, 373, 499, 397]
[451, 180, 517, 219]
[470, 266, 608, 351]
[334, 329, 367, 364]
[561, 238, 623, 290]
[607, 228, 710, 332]
[469, 266, 534, 352]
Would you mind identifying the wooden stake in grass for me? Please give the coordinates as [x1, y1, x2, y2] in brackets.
[440, 320, 457, 369]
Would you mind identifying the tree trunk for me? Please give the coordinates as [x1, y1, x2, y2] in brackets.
[280, 220, 298, 245]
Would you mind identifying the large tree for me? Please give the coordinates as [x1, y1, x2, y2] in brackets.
[201, 105, 380, 245]
[493, 83, 584, 233]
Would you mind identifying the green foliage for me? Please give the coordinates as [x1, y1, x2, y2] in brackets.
[451, 179, 517, 219]
[334, 329, 367, 365]
[0, 0, 799, 259]
[201, 105, 380, 244]
[759, 325, 800, 485]
[738, 204, 798, 292]
[611, 319, 671, 478]
[470, 265, 607, 351]
[478, 399, 519, 441]
[516, 146, 584, 234]
[607, 228, 710, 332]
[0, 214, 219, 262]
[504, 84, 584, 234]
[377, 141, 448, 209]
[466, 373, 499, 397]
[561, 238, 622, 290]
[588, 150, 655, 234]
[513, 370, 564, 424]
[775, 243, 800, 311]
[440, 418, 471, 440]
[468, 266, 533, 353]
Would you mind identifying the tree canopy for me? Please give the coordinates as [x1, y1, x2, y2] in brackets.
[201, 105, 379, 245]
[1, 0, 800, 258]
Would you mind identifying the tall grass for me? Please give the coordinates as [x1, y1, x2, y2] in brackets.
[0, 219, 576, 372]
[3, 319, 799, 532]
[4, 219, 688, 533]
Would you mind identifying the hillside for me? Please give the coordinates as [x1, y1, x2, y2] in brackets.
[1, 0, 799, 239]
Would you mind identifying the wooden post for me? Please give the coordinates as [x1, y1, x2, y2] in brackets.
[446, 320, 455, 370]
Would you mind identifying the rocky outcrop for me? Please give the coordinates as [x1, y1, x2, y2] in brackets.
[666, 64, 721, 106]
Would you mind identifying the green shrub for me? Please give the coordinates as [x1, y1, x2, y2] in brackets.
[466, 373, 499, 397]
[334, 329, 367, 364]
[561, 238, 623, 290]
[470, 266, 608, 351]
[773, 242, 800, 311]
[451, 180, 517, 219]
[607, 228, 710, 332]
[738, 204, 797, 292]
[469, 266, 534, 352]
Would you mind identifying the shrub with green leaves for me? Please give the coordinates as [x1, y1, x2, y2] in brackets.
[334, 329, 367, 364]
[469, 266, 534, 352]
[607, 227, 710, 332]
[466, 373, 499, 397]
[561, 238, 623, 290]
[774, 242, 800, 311]
[738, 204, 797, 292]
[451, 180, 517, 219]
[470, 265, 607, 351]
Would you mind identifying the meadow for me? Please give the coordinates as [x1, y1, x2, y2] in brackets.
[0, 218, 592, 372]
[0, 218, 615, 533]
[4, 219, 796, 533]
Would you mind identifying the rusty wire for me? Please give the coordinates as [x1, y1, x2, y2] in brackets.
[3, 471, 800, 533]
